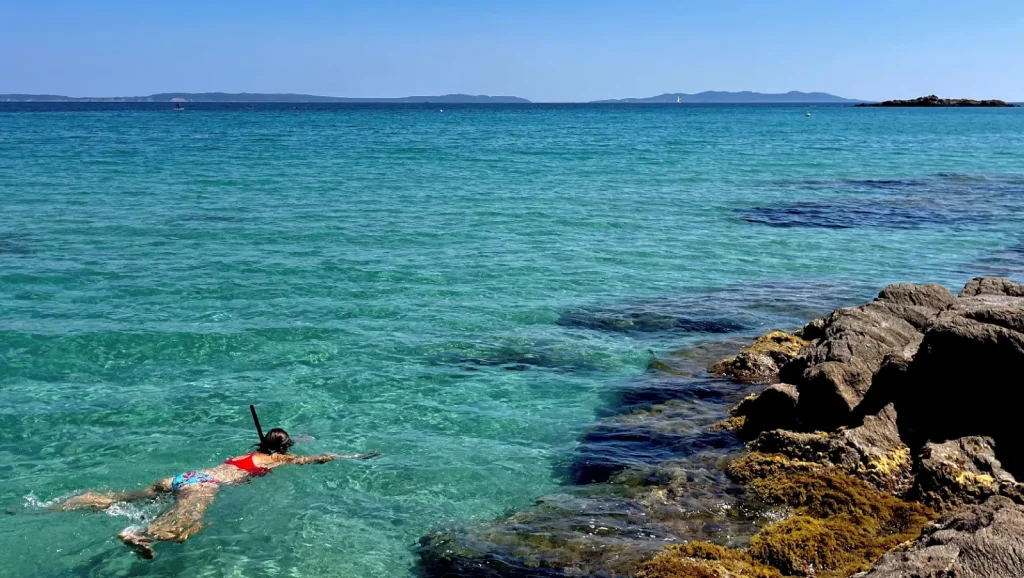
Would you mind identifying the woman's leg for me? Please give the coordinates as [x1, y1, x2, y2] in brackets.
[57, 477, 174, 511]
[119, 485, 218, 558]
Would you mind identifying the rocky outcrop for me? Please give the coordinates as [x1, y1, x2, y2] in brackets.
[959, 276, 1024, 297]
[896, 279, 1024, 475]
[418, 277, 1024, 578]
[911, 437, 1018, 510]
[856, 95, 1020, 107]
[856, 496, 1024, 578]
[711, 331, 808, 384]
[735, 404, 913, 495]
[780, 283, 954, 430]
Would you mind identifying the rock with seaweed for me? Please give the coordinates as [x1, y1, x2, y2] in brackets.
[910, 436, 1019, 510]
[640, 467, 933, 578]
[733, 403, 913, 495]
[710, 331, 808, 384]
[855, 496, 1024, 578]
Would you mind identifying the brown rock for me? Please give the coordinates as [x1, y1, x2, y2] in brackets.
[897, 278, 1024, 475]
[745, 404, 912, 495]
[733, 383, 800, 438]
[958, 276, 1024, 298]
[911, 436, 1017, 510]
[781, 283, 952, 431]
[856, 496, 1024, 578]
[711, 331, 808, 384]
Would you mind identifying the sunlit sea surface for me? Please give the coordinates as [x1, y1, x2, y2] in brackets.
[1, 103, 1022, 577]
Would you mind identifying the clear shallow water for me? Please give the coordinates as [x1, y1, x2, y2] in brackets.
[0, 103, 1022, 577]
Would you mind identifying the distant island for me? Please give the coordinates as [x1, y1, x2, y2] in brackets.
[856, 95, 1019, 107]
[592, 91, 863, 104]
[0, 92, 531, 104]
[0, 90, 873, 104]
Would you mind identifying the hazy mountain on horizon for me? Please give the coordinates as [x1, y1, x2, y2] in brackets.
[0, 92, 532, 104]
[592, 91, 864, 104]
[0, 90, 869, 104]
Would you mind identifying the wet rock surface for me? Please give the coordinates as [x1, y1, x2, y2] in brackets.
[855, 496, 1024, 578]
[730, 383, 800, 439]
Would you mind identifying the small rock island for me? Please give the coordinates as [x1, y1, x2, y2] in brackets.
[857, 94, 1019, 107]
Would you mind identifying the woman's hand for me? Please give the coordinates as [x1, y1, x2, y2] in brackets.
[335, 451, 381, 460]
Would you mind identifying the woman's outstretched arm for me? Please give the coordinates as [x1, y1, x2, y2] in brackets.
[284, 451, 380, 465]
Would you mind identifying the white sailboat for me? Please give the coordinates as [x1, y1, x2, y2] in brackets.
[676, 96, 681, 104]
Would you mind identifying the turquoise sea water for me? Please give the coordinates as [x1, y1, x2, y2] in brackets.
[1, 103, 1022, 577]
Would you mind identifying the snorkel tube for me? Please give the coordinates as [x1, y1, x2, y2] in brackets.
[250, 404, 265, 445]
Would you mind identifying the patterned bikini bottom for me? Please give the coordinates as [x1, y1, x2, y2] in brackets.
[170, 471, 220, 492]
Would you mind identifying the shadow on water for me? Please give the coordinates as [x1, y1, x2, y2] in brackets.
[556, 306, 746, 334]
[426, 340, 602, 373]
[743, 173, 1024, 229]
[559, 280, 869, 339]
[0, 234, 32, 255]
[965, 237, 1024, 282]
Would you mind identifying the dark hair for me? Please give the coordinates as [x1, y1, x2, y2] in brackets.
[256, 428, 294, 455]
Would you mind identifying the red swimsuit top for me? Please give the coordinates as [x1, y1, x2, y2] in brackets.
[224, 453, 272, 476]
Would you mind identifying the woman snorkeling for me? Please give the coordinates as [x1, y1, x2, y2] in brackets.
[57, 427, 379, 558]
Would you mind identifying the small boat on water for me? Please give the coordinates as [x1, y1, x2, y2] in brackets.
[174, 103, 184, 111]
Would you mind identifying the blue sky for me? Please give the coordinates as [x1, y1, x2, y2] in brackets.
[2, 0, 1022, 102]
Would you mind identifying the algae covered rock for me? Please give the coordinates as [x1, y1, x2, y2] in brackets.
[711, 331, 808, 384]
[638, 542, 782, 578]
[856, 496, 1024, 578]
[739, 404, 913, 495]
[911, 436, 1017, 510]
[745, 471, 933, 578]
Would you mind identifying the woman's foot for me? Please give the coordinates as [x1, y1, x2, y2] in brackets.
[119, 527, 155, 559]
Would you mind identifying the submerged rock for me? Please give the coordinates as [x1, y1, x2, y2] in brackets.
[418, 455, 767, 578]
[711, 331, 809, 384]
[557, 307, 745, 334]
[856, 496, 1024, 578]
